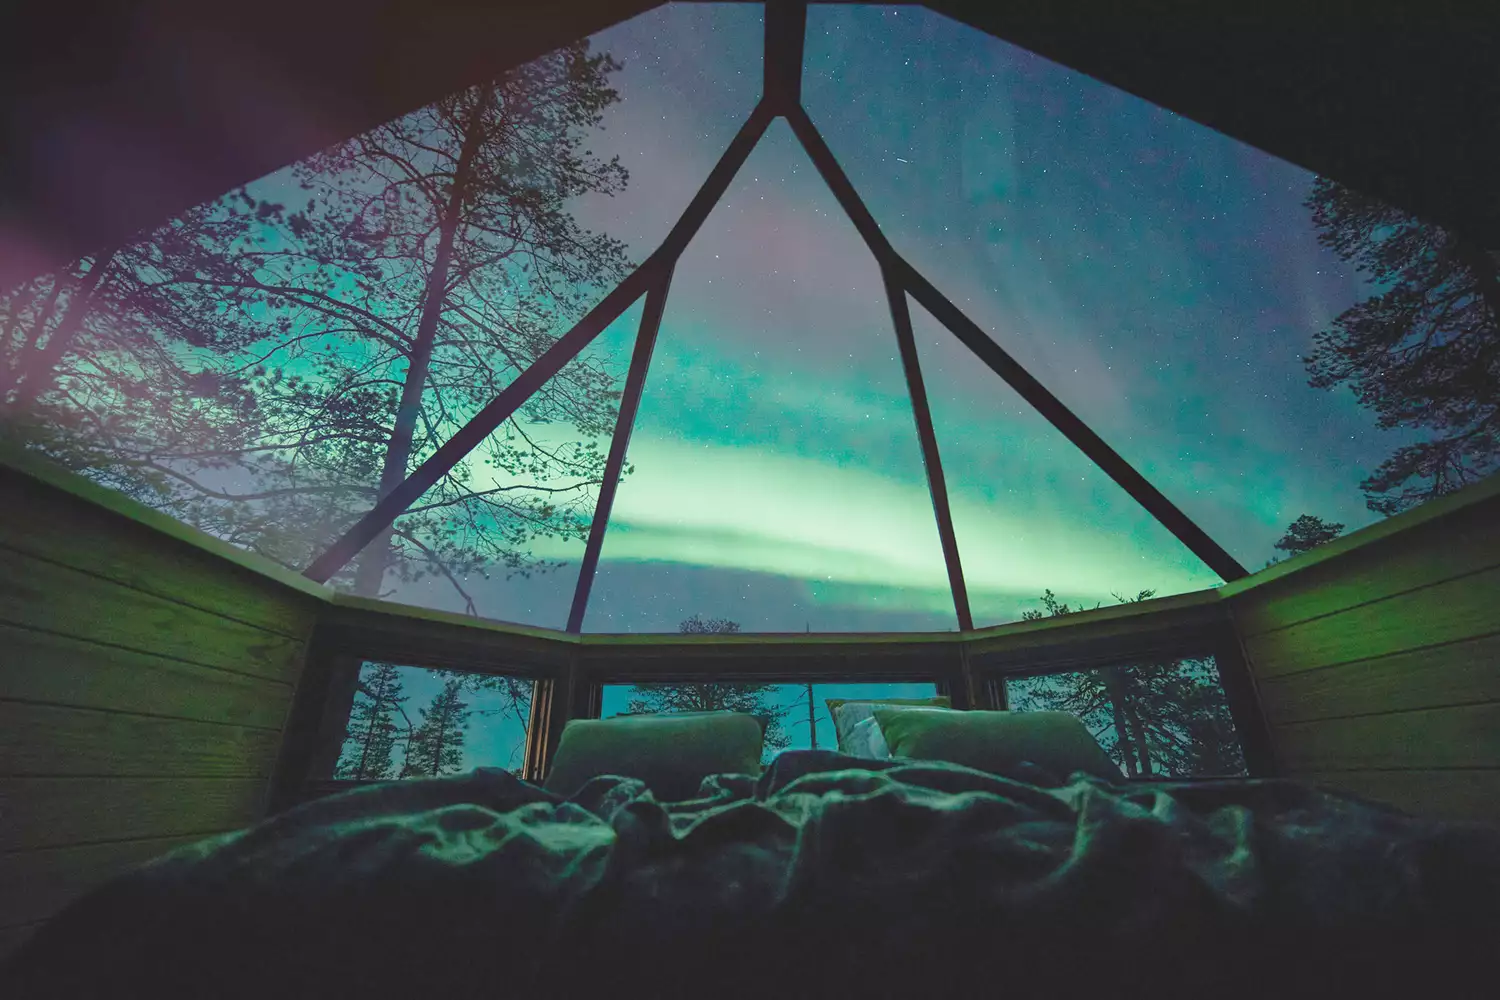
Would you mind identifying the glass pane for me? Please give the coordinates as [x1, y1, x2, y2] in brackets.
[1004, 655, 1246, 778]
[805, 6, 1487, 567]
[570, 2, 765, 255]
[335, 662, 533, 779]
[0, 3, 761, 605]
[908, 298, 1222, 626]
[582, 119, 957, 633]
[337, 301, 643, 627]
[601, 678, 940, 763]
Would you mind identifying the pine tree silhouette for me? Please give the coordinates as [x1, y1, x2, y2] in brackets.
[336, 662, 406, 780]
[401, 676, 472, 777]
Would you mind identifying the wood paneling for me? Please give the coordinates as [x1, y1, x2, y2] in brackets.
[0, 478, 318, 638]
[0, 703, 283, 778]
[1232, 506, 1500, 639]
[0, 458, 318, 938]
[1228, 475, 1500, 822]
[1293, 769, 1500, 825]
[0, 624, 292, 728]
[1240, 565, 1500, 680]
[1258, 633, 1500, 726]
[0, 777, 266, 851]
[0, 546, 306, 682]
[0, 833, 223, 929]
[1274, 703, 1500, 773]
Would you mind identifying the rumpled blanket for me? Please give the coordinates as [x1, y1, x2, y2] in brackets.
[5, 751, 1498, 999]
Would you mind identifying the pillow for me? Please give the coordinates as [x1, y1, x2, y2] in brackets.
[871, 708, 1120, 781]
[543, 712, 764, 801]
[844, 715, 892, 760]
[613, 708, 773, 739]
[843, 706, 958, 759]
[825, 696, 951, 754]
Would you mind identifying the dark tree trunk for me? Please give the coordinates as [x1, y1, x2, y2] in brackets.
[0, 277, 41, 399]
[4, 276, 65, 404]
[353, 91, 493, 597]
[806, 681, 817, 750]
[353, 671, 389, 780]
[430, 711, 449, 776]
[11, 248, 119, 409]
[1124, 693, 1153, 776]
[1102, 668, 1140, 778]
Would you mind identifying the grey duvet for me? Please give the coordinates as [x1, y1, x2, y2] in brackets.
[5, 751, 1498, 999]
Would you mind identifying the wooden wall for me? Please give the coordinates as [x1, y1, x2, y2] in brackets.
[0, 462, 322, 957]
[1225, 482, 1500, 823]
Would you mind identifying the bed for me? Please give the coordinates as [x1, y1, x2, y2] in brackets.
[4, 750, 1498, 998]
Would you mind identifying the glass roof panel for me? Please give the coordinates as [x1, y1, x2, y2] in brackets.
[569, 2, 765, 254]
[11, 3, 1488, 634]
[908, 299, 1222, 625]
[0, 3, 761, 628]
[804, 4, 1455, 568]
[582, 119, 958, 634]
[338, 302, 642, 626]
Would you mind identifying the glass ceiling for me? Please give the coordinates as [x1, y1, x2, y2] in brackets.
[802, 5, 1413, 567]
[2, 2, 1486, 635]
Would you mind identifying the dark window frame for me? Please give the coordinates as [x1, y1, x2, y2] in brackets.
[271, 590, 1274, 812]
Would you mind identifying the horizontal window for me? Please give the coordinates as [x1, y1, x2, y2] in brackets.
[1003, 655, 1246, 778]
[600, 680, 939, 763]
[336, 662, 533, 780]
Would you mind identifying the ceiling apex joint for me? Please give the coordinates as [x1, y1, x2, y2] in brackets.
[763, 0, 808, 115]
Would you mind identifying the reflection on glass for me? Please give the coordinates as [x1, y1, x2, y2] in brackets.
[1004, 655, 1245, 778]
[601, 679, 939, 763]
[584, 119, 955, 633]
[804, 5, 1491, 566]
[335, 662, 533, 779]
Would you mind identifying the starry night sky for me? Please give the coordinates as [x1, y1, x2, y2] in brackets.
[379, 3, 1401, 634]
